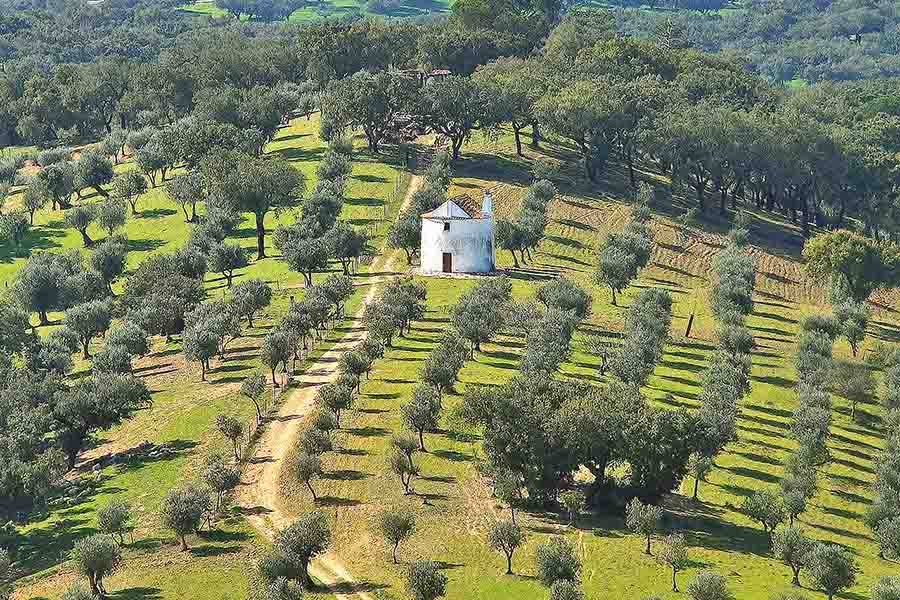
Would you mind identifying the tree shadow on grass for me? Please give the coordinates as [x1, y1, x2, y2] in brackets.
[322, 469, 368, 481]
[432, 449, 472, 463]
[316, 496, 361, 508]
[336, 447, 368, 456]
[719, 464, 780, 484]
[189, 544, 244, 558]
[0, 222, 67, 263]
[346, 426, 390, 438]
[329, 580, 388, 596]
[114, 587, 163, 600]
[137, 208, 177, 220]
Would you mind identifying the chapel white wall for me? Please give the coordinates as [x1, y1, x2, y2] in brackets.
[420, 218, 494, 273]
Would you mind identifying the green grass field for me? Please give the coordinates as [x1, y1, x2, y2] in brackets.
[276, 130, 899, 600]
[9, 116, 408, 600]
[177, 0, 450, 22]
[8, 118, 899, 600]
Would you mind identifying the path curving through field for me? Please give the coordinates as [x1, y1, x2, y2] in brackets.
[236, 174, 422, 599]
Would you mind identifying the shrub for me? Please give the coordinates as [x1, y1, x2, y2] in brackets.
[686, 571, 733, 600]
[534, 536, 580, 587]
[404, 560, 448, 600]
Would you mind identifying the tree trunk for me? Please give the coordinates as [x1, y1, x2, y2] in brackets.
[392, 543, 399, 564]
[792, 567, 800, 586]
[646, 534, 652, 555]
[627, 149, 635, 187]
[513, 125, 523, 157]
[506, 552, 513, 575]
[89, 574, 101, 597]
[418, 429, 425, 451]
[530, 120, 541, 148]
[307, 480, 317, 501]
[693, 477, 699, 499]
[611, 287, 617, 306]
[80, 230, 93, 247]
[509, 251, 519, 268]
[672, 568, 677, 592]
[180, 535, 189, 551]
[82, 339, 91, 359]
[452, 137, 462, 160]
[255, 213, 266, 259]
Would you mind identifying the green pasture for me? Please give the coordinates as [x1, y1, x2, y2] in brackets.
[11, 115, 407, 599]
[177, 0, 450, 22]
[277, 130, 898, 600]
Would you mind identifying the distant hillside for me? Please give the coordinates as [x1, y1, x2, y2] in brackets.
[613, 0, 900, 82]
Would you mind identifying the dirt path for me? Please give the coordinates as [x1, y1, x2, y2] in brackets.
[236, 174, 422, 599]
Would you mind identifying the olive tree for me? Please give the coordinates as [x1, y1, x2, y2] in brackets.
[834, 301, 869, 357]
[97, 199, 128, 234]
[401, 385, 441, 451]
[742, 489, 785, 539]
[203, 453, 241, 512]
[873, 576, 900, 600]
[241, 371, 267, 424]
[215, 414, 244, 461]
[549, 581, 584, 600]
[291, 452, 322, 502]
[657, 533, 689, 592]
[374, 507, 416, 564]
[686, 571, 733, 600]
[626, 497, 663, 555]
[71, 534, 121, 596]
[210, 241, 248, 288]
[159, 485, 211, 551]
[112, 170, 148, 215]
[96, 502, 132, 545]
[0, 211, 29, 255]
[487, 520, 525, 575]
[64, 204, 97, 247]
[389, 445, 418, 495]
[687, 453, 713, 501]
[405, 560, 448, 600]
[90, 235, 128, 293]
[772, 527, 813, 586]
[64, 299, 113, 358]
[231, 279, 272, 328]
[804, 543, 858, 600]
[274, 512, 331, 588]
[534, 536, 580, 587]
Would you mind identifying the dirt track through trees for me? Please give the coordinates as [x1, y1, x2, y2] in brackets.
[235, 174, 422, 599]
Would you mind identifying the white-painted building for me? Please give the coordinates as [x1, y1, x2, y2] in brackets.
[420, 190, 495, 274]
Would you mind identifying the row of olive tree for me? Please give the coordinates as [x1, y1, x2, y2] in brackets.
[593, 189, 654, 306]
[495, 179, 556, 268]
[388, 151, 452, 265]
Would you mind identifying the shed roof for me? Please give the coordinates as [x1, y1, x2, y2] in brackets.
[420, 185, 513, 220]
[421, 199, 475, 220]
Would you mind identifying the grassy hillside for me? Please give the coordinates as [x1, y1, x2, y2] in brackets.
[10, 115, 408, 600]
[178, 0, 451, 22]
[277, 130, 900, 600]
